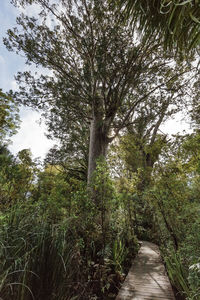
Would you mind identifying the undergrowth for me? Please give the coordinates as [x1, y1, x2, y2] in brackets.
[0, 174, 138, 300]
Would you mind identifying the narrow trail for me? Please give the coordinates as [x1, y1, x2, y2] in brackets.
[116, 241, 175, 300]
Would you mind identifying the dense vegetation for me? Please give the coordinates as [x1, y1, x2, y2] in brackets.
[0, 0, 200, 299]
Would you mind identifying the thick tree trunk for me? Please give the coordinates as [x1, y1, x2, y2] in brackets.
[87, 113, 108, 186]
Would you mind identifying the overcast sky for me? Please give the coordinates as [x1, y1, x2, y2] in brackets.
[0, 0, 191, 160]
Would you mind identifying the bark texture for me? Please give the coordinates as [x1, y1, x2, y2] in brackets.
[87, 111, 108, 186]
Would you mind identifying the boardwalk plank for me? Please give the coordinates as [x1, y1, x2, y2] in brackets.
[116, 241, 175, 300]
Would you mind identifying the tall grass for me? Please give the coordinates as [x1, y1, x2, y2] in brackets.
[0, 203, 138, 300]
[164, 250, 191, 299]
[0, 205, 88, 300]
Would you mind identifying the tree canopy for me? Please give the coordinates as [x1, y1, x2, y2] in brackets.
[5, 0, 196, 192]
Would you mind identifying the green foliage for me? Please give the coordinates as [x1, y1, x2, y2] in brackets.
[180, 221, 200, 266]
[0, 147, 38, 210]
[91, 156, 116, 210]
[117, 132, 167, 192]
[147, 133, 200, 298]
[109, 130, 168, 242]
[149, 171, 190, 245]
[0, 206, 89, 300]
[112, 239, 128, 273]
[164, 250, 191, 298]
[0, 149, 139, 299]
[188, 263, 200, 299]
[0, 89, 20, 143]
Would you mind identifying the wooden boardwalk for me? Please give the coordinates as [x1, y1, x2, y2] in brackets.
[116, 241, 175, 300]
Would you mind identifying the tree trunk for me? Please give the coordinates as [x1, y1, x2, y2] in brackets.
[87, 112, 108, 186]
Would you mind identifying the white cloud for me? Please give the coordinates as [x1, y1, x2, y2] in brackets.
[10, 80, 18, 91]
[9, 107, 55, 159]
[17, 3, 41, 16]
[17, 2, 57, 29]
[160, 112, 192, 136]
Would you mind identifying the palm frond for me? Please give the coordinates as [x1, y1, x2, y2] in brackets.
[115, 0, 200, 53]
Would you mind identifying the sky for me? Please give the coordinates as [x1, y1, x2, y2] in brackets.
[0, 0, 54, 159]
[0, 0, 192, 160]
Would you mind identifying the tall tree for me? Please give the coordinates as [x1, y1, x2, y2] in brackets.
[5, 0, 194, 197]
